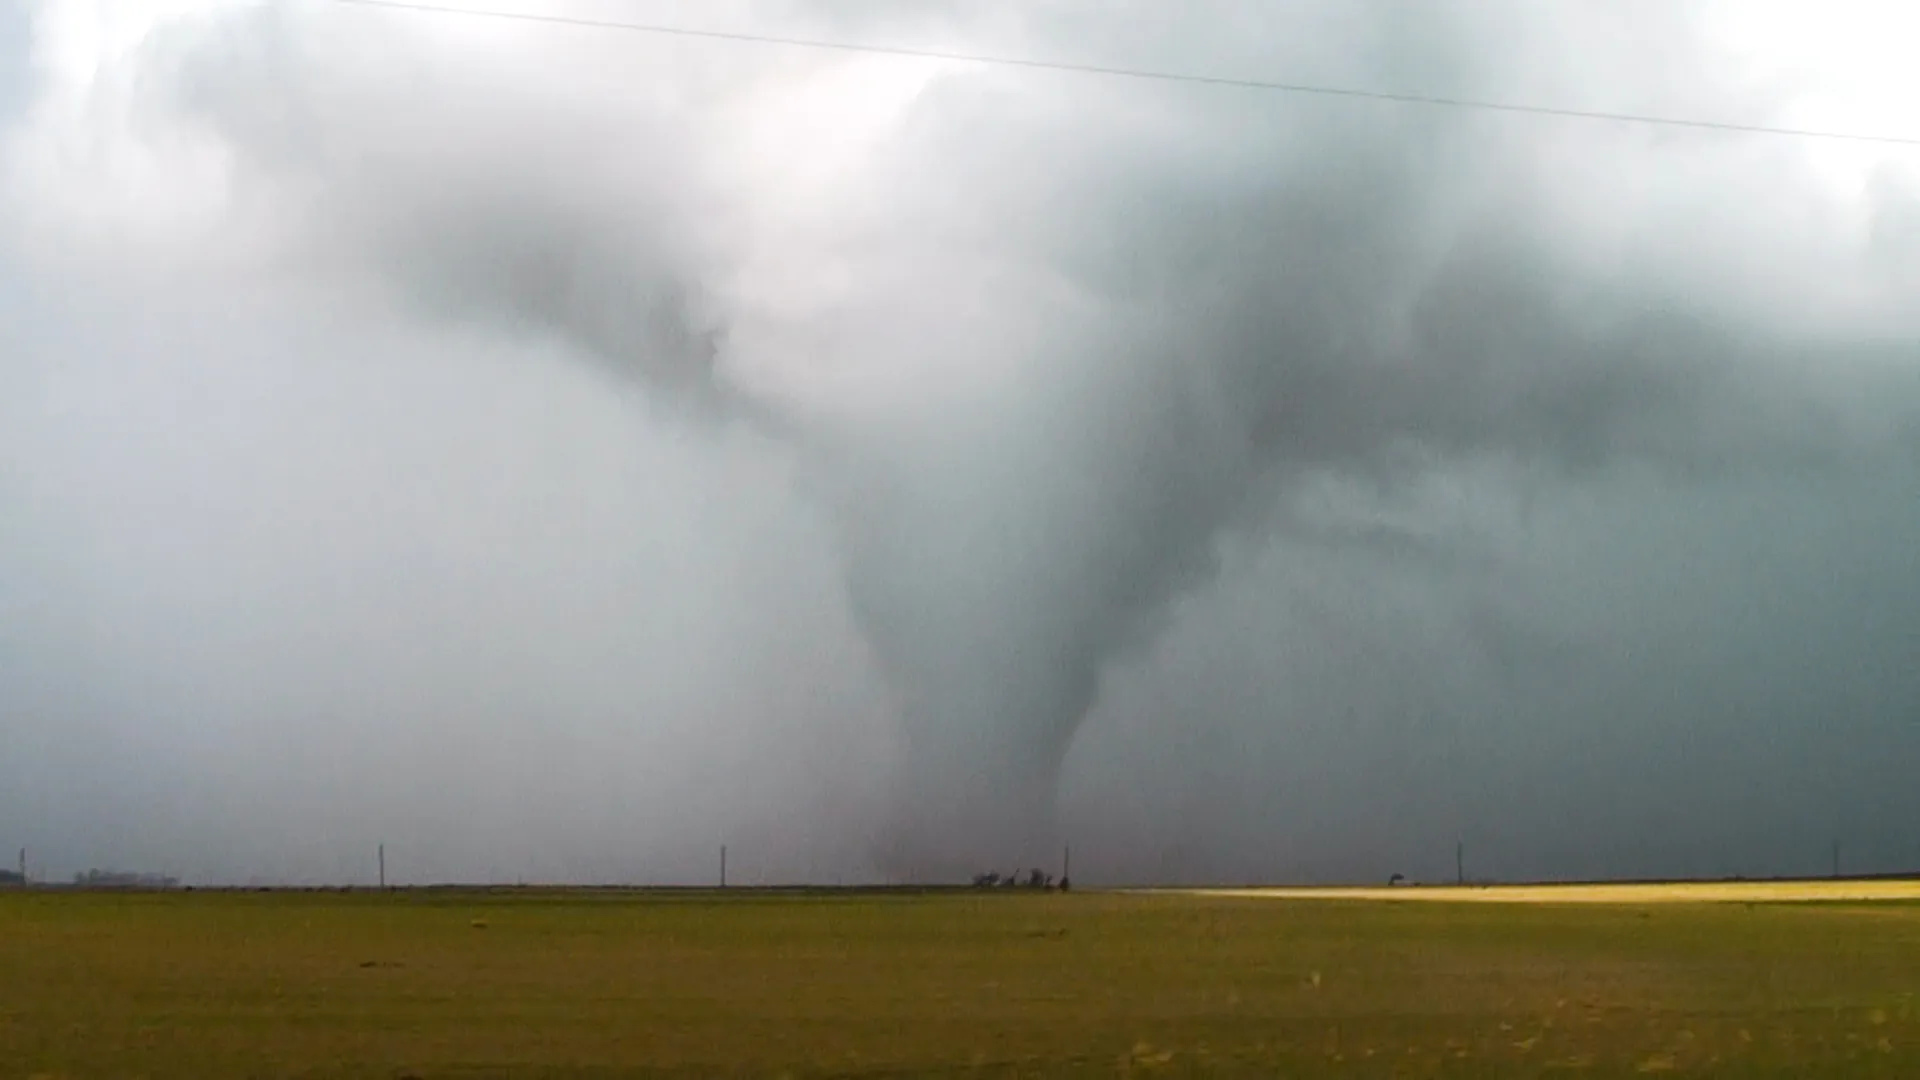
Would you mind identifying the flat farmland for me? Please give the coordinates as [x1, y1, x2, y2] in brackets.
[3, 885, 1919, 1077]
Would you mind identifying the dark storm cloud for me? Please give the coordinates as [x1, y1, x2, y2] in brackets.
[2, 0, 1916, 884]
[775, 0, 1919, 873]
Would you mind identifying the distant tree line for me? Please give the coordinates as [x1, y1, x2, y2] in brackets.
[72, 869, 179, 889]
[971, 868, 1068, 891]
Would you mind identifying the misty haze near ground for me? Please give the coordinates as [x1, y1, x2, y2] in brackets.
[2, 0, 1917, 886]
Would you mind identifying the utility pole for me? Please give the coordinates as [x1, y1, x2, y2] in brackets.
[720, 845, 727, 889]
[17, 847, 24, 885]
[1062, 844, 1071, 885]
[378, 844, 386, 889]
[1456, 840, 1465, 886]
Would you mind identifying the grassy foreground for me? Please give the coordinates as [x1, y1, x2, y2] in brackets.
[3, 886, 1919, 1077]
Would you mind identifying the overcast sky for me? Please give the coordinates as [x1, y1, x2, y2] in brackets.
[2, 0, 1917, 887]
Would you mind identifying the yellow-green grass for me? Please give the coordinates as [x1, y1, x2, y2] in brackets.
[4, 886, 1919, 1077]
[1173, 879, 1920, 904]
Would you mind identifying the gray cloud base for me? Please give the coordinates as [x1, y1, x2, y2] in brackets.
[1, 0, 1916, 884]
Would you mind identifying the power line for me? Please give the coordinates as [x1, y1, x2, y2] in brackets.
[327, 0, 1920, 148]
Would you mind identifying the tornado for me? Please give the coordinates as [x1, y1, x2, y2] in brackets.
[818, 327, 1269, 879]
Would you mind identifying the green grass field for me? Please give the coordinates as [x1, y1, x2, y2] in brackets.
[4, 886, 1919, 1077]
